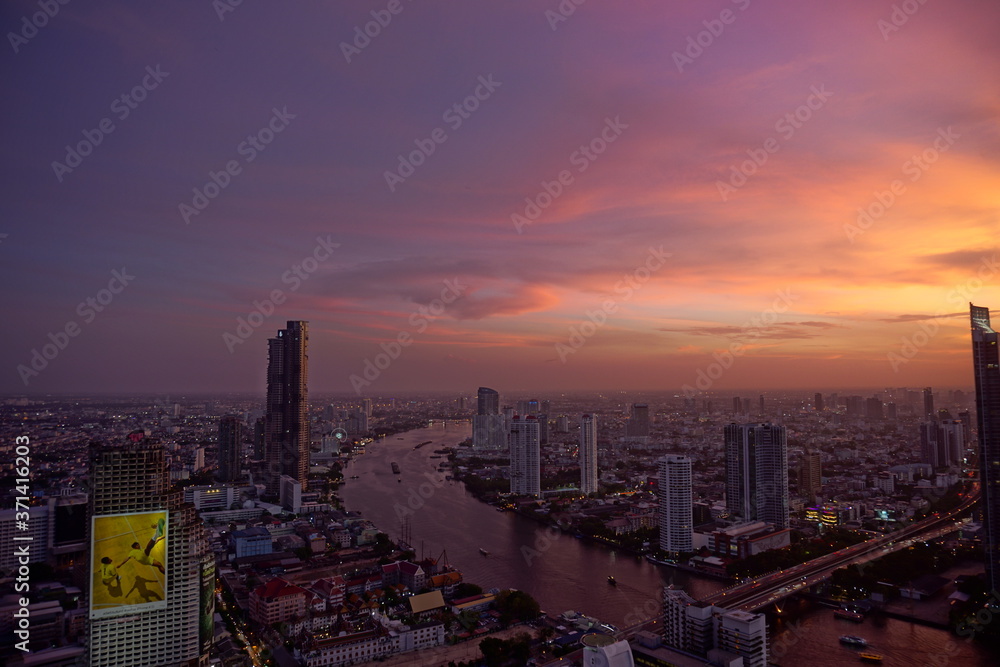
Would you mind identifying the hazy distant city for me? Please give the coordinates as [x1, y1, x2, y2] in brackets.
[5, 2, 1000, 667]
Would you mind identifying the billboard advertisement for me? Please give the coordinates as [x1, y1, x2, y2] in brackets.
[199, 555, 215, 652]
[90, 511, 168, 619]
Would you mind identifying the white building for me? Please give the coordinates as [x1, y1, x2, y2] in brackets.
[510, 416, 541, 497]
[582, 632, 634, 667]
[580, 414, 599, 495]
[662, 588, 767, 667]
[658, 455, 693, 553]
[717, 609, 768, 667]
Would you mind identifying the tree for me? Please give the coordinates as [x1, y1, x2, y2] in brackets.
[493, 590, 540, 626]
[453, 582, 483, 599]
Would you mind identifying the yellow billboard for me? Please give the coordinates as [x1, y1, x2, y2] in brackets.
[90, 511, 168, 618]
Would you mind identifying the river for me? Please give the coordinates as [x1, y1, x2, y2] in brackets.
[339, 422, 998, 665]
[339, 421, 721, 627]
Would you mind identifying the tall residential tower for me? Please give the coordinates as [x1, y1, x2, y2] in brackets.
[264, 321, 309, 496]
[509, 415, 541, 497]
[971, 304, 1000, 592]
[217, 414, 244, 483]
[725, 423, 789, 529]
[658, 455, 693, 554]
[87, 434, 212, 666]
[580, 414, 598, 495]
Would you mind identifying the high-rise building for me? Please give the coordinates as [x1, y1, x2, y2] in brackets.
[580, 414, 598, 495]
[362, 397, 373, 418]
[473, 386, 506, 450]
[253, 416, 265, 460]
[87, 434, 212, 666]
[814, 392, 824, 412]
[473, 414, 507, 450]
[626, 403, 650, 441]
[537, 414, 550, 445]
[845, 395, 864, 418]
[920, 420, 965, 469]
[799, 451, 822, 502]
[658, 455, 693, 554]
[662, 588, 767, 667]
[265, 321, 309, 496]
[865, 396, 884, 421]
[217, 415, 243, 483]
[717, 609, 768, 667]
[477, 387, 500, 415]
[516, 399, 540, 416]
[924, 386, 935, 417]
[725, 423, 789, 529]
[971, 304, 1000, 593]
[509, 416, 540, 497]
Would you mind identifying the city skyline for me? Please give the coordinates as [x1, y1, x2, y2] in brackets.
[3, 2, 1000, 396]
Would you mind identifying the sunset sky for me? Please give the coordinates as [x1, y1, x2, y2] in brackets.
[2, 0, 999, 395]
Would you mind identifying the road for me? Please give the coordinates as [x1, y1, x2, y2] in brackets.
[613, 485, 979, 640]
[704, 484, 980, 611]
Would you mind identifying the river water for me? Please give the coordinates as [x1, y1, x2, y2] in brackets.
[340, 422, 998, 665]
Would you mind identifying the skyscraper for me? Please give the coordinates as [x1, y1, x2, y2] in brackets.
[658, 455, 693, 553]
[924, 386, 935, 417]
[509, 415, 540, 497]
[88, 435, 212, 666]
[477, 386, 500, 415]
[725, 423, 789, 529]
[799, 451, 822, 503]
[265, 321, 309, 496]
[625, 403, 650, 441]
[217, 414, 244, 483]
[814, 392, 823, 412]
[473, 386, 506, 450]
[920, 420, 965, 469]
[970, 304, 1000, 592]
[580, 414, 598, 495]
